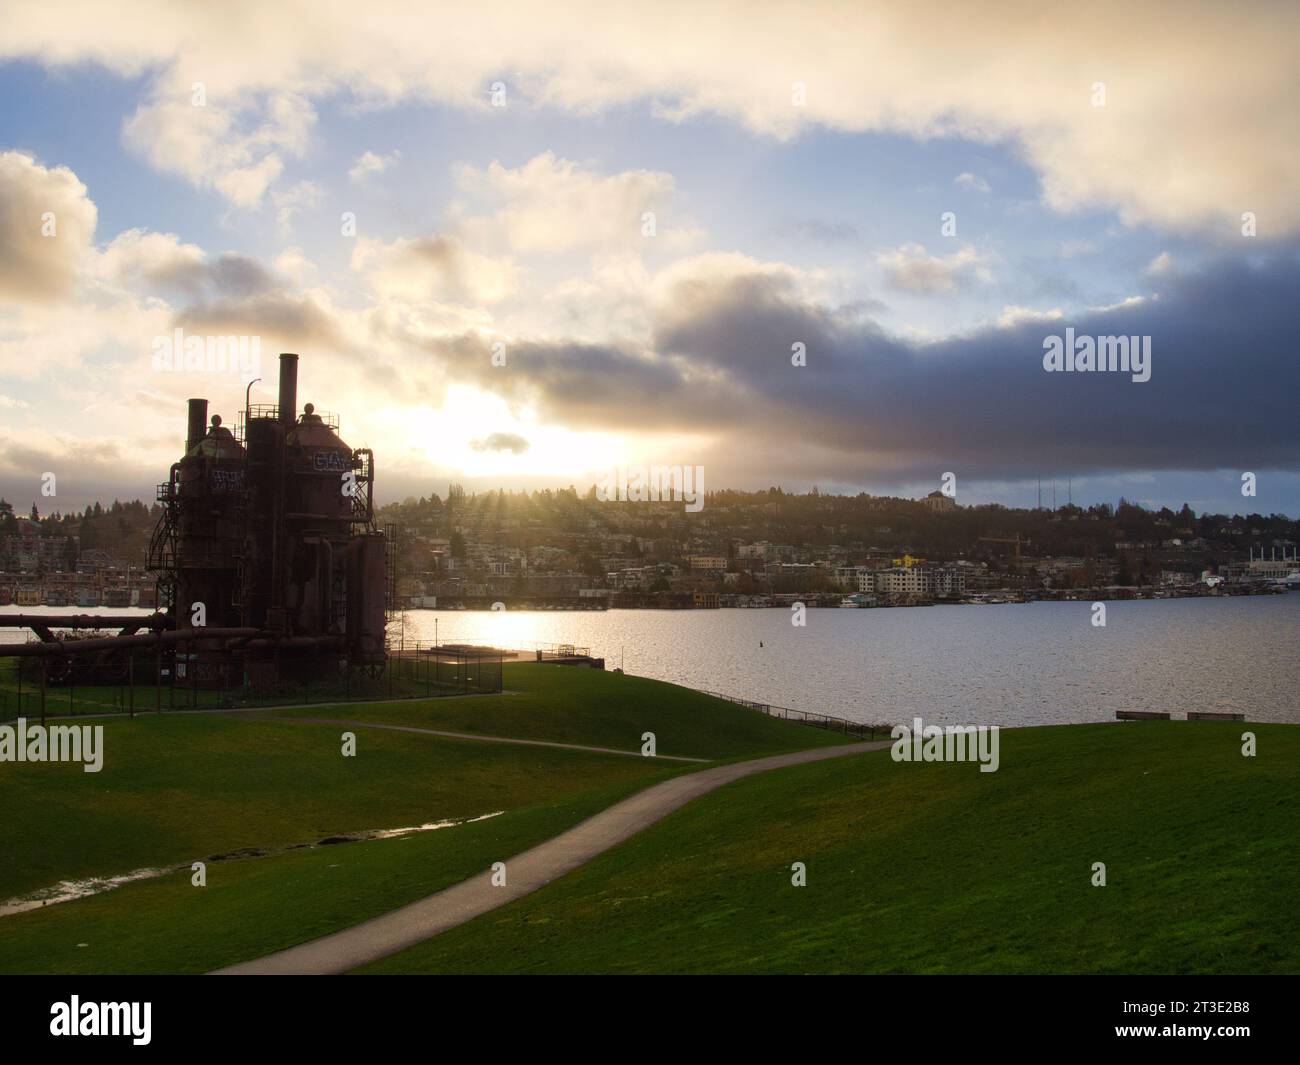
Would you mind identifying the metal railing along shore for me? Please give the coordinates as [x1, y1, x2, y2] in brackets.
[696, 689, 890, 740]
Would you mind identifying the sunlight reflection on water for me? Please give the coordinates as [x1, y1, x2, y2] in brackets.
[393, 596, 1300, 727]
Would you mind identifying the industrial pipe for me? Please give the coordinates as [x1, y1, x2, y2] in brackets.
[278, 352, 299, 426]
[0, 613, 168, 630]
[0, 627, 259, 657]
[186, 398, 209, 451]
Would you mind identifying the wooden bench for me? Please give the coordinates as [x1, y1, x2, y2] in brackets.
[1115, 710, 1171, 720]
[1187, 711, 1246, 721]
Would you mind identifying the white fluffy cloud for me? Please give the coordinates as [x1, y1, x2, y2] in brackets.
[348, 150, 401, 183]
[455, 152, 698, 253]
[122, 91, 314, 207]
[0, 151, 97, 301]
[3, 1, 1297, 231]
[94, 228, 207, 294]
[878, 243, 990, 295]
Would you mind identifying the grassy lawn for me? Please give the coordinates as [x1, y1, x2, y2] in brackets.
[0, 776, 656, 974]
[0, 713, 686, 902]
[0, 666, 839, 973]
[360, 722, 1300, 975]
[273, 663, 855, 761]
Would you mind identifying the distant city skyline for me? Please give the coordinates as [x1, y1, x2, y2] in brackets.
[1, 2, 1298, 515]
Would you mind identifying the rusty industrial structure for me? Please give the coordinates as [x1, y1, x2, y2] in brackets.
[149, 352, 387, 685]
[0, 354, 390, 690]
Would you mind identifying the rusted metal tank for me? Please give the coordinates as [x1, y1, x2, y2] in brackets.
[144, 351, 386, 688]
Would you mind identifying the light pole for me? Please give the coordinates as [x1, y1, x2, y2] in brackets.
[245, 377, 262, 424]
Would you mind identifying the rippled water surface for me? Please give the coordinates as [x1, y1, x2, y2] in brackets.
[5, 598, 1296, 726]
[393, 596, 1300, 727]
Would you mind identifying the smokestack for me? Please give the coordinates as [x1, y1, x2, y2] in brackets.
[278, 353, 299, 427]
[186, 398, 209, 452]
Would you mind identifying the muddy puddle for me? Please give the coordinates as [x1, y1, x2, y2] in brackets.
[1, 810, 504, 917]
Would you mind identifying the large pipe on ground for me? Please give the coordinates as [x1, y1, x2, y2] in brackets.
[186, 398, 209, 451]
[234, 636, 344, 651]
[0, 628, 352, 658]
[0, 613, 168, 630]
[0, 627, 260, 657]
[278, 352, 299, 426]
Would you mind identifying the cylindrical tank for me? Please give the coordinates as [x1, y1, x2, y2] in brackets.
[283, 402, 356, 636]
[173, 412, 246, 685]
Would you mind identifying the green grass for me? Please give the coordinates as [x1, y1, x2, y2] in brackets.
[360, 722, 1300, 975]
[273, 663, 854, 761]
[0, 777, 654, 974]
[0, 713, 683, 901]
[0, 665, 837, 973]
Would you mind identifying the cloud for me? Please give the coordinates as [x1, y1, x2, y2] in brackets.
[95, 228, 207, 295]
[776, 217, 861, 244]
[1144, 251, 1176, 279]
[121, 91, 314, 207]
[4, 3, 1298, 231]
[407, 244, 1300, 487]
[0, 151, 97, 301]
[878, 242, 989, 294]
[1059, 239, 1098, 258]
[174, 291, 344, 352]
[469, 432, 530, 454]
[455, 152, 698, 253]
[94, 231, 278, 301]
[351, 234, 518, 304]
[997, 304, 1064, 328]
[954, 172, 991, 194]
[0, 432, 143, 497]
[271, 179, 323, 233]
[348, 149, 401, 182]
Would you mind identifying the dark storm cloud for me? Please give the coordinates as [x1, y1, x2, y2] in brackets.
[420, 332, 697, 428]
[0, 438, 156, 512]
[426, 246, 1300, 485]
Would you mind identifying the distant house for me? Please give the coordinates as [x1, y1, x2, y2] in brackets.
[925, 490, 957, 513]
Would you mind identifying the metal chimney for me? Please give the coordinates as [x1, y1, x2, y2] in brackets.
[186, 398, 209, 452]
[278, 353, 299, 427]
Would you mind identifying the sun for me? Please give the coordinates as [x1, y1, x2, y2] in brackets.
[401, 386, 627, 481]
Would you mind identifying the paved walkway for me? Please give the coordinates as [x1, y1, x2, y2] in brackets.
[215, 739, 889, 975]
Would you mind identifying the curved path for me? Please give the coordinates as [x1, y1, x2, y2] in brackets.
[215, 738, 889, 975]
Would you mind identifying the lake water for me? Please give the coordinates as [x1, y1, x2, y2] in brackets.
[393, 596, 1300, 728]
[5, 597, 1296, 727]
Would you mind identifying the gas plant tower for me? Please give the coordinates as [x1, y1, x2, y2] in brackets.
[148, 353, 388, 686]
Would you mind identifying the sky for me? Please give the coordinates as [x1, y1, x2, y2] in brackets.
[0, 0, 1297, 516]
